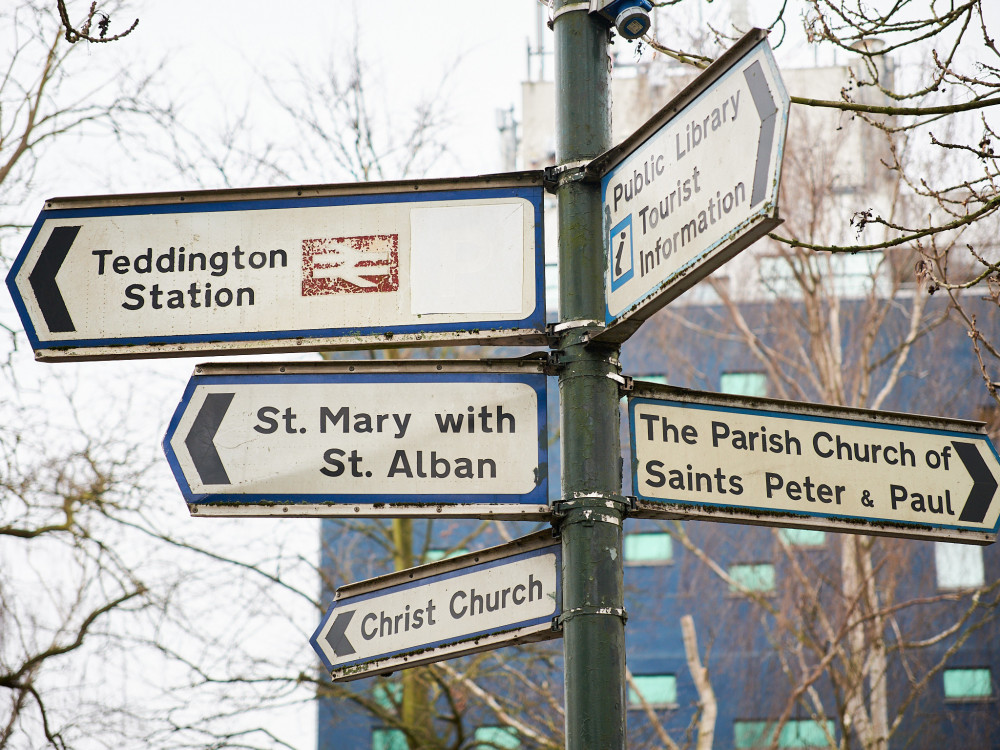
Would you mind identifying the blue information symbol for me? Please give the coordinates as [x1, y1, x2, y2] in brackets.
[609, 215, 634, 292]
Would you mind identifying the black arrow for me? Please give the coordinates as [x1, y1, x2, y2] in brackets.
[28, 225, 81, 333]
[325, 610, 357, 657]
[185, 392, 235, 485]
[953, 441, 998, 523]
[743, 60, 778, 207]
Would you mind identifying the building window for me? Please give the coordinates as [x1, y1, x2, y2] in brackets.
[734, 719, 834, 748]
[628, 674, 677, 709]
[728, 563, 775, 593]
[373, 682, 401, 711]
[372, 728, 408, 750]
[779, 528, 826, 547]
[423, 547, 469, 563]
[624, 532, 673, 565]
[943, 668, 993, 701]
[935, 543, 984, 589]
[474, 725, 520, 749]
[758, 251, 885, 299]
[720, 372, 767, 397]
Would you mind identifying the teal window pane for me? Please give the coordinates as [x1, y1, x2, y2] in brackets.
[729, 564, 775, 592]
[780, 528, 826, 546]
[734, 719, 834, 748]
[734, 720, 769, 748]
[720, 372, 767, 397]
[628, 674, 677, 708]
[944, 668, 993, 699]
[779, 720, 835, 747]
[373, 682, 402, 711]
[474, 726, 520, 749]
[624, 532, 673, 565]
[372, 728, 408, 750]
[423, 547, 468, 563]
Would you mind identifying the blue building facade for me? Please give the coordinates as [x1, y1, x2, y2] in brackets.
[317, 292, 1000, 749]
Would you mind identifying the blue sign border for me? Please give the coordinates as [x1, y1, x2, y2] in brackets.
[163, 370, 549, 508]
[7, 186, 546, 352]
[628, 395, 1000, 536]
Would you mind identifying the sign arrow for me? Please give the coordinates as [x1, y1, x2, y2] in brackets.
[311, 532, 562, 682]
[184, 392, 234, 485]
[160, 360, 550, 518]
[628, 382, 1000, 544]
[6, 175, 547, 361]
[27, 225, 79, 333]
[590, 29, 790, 344]
[324, 610, 357, 657]
[954, 441, 999, 523]
[743, 59, 779, 206]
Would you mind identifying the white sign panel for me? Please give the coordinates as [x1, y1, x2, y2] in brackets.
[593, 30, 789, 342]
[6, 175, 546, 361]
[312, 532, 561, 681]
[163, 360, 550, 518]
[629, 384, 1000, 544]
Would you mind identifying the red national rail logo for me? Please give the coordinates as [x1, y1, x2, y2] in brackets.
[301, 235, 399, 295]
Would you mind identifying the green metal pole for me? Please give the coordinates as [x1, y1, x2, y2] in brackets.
[551, 4, 626, 749]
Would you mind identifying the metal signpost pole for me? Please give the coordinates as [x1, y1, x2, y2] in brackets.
[552, 3, 627, 748]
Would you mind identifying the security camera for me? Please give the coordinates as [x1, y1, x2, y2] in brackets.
[590, 0, 653, 41]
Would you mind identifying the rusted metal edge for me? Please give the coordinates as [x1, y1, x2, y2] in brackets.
[584, 28, 769, 181]
[627, 380, 988, 435]
[189, 357, 550, 378]
[630, 499, 995, 545]
[41, 170, 547, 211]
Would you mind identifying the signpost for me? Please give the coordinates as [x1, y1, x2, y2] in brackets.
[162, 359, 550, 518]
[588, 29, 789, 343]
[629, 381, 1000, 544]
[16, 13, 997, 748]
[6, 173, 546, 361]
[311, 531, 561, 681]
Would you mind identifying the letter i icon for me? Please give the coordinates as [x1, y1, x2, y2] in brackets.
[609, 215, 634, 291]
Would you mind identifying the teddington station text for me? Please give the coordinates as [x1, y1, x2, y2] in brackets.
[92, 245, 287, 311]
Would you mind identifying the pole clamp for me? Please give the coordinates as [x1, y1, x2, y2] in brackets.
[550, 2, 591, 26]
[543, 160, 590, 193]
[551, 492, 632, 520]
[554, 606, 628, 630]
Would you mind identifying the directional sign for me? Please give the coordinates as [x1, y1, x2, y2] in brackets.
[311, 531, 561, 681]
[590, 29, 789, 343]
[6, 173, 546, 361]
[628, 382, 1000, 544]
[163, 359, 550, 518]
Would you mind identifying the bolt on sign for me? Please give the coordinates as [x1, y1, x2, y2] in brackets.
[6, 173, 546, 361]
[628, 382, 1000, 544]
[312, 531, 562, 681]
[163, 359, 550, 518]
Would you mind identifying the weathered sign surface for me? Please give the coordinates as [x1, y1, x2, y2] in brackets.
[590, 29, 789, 343]
[7, 174, 545, 361]
[163, 359, 550, 518]
[629, 382, 1000, 544]
[312, 531, 561, 681]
